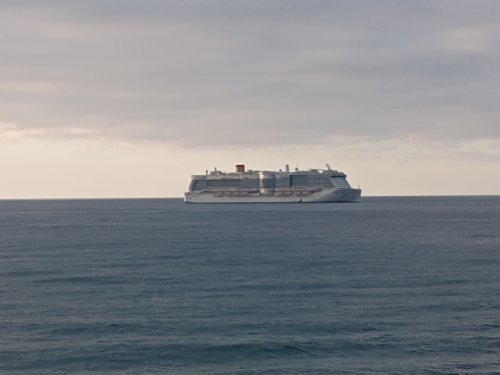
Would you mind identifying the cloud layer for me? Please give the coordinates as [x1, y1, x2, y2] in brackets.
[2, 0, 500, 148]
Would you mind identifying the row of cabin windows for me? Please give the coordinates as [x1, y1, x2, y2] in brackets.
[191, 176, 348, 191]
[290, 176, 333, 188]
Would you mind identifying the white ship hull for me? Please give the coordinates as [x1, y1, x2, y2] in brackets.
[184, 188, 361, 203]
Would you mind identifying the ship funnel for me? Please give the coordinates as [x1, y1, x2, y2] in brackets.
[236, 164, 245, 173]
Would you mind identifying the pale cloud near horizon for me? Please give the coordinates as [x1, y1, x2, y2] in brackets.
[1, 0, 500, 197]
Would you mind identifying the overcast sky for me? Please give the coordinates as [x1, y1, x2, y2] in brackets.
[1, 0, 500, 198]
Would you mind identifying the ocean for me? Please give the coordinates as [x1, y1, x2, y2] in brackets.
[1, 196, 500, 374]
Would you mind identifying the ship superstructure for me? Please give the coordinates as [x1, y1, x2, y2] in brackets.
[184, 164, 361, 203]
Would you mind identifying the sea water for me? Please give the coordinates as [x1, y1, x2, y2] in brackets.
[1, 197, 500, 374]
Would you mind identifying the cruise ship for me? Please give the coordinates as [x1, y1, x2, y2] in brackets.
[184, 164, 361, 203]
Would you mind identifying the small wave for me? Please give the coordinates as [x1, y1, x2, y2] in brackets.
[34, 275, 126, 285]
[470, 233, 498, 239]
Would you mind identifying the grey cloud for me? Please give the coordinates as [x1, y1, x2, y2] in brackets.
[1, 0, 500, 147]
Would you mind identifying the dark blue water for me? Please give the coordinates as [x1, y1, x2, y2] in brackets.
[1, 197, 500, 374]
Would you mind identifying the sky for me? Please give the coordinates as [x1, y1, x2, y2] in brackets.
[1, 0, 500, 198]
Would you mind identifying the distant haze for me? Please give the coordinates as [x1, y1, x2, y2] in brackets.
[1, 1, 500, 198]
